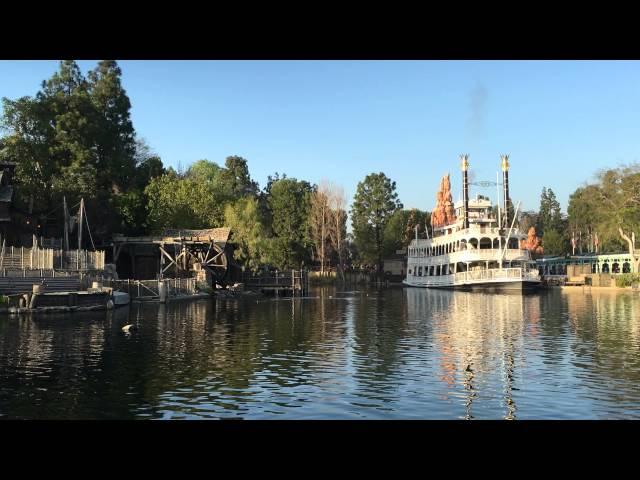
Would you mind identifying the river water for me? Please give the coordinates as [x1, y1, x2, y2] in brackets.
[1, 287, 639, 419]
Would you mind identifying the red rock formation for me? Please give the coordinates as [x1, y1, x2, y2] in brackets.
[430, 174, 457, 228]
[520, 226, 544, 256]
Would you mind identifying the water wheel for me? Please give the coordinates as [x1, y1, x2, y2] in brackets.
[198, 242, 229, 285]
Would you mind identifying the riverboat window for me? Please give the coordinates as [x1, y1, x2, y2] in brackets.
[469, 238, 478, 250]
[480, 237, 492, 249]
[408, 268, 412, 275]
[602, 263, 610, 273]
[623, 262, 631, 273]
[418, 266, 423, 276]
[612, 262, 620, 274]
[508, 238, 519, 249]
[493, 238, 500, 249]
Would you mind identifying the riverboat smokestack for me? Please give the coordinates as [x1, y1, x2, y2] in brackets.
[461, 154, 470, 229]
[501, 154, 510, 226]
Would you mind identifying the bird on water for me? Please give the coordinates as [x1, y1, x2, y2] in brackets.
[122, 324, 137, 334]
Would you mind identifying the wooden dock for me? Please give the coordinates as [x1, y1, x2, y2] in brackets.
[243, 270, 309, 296]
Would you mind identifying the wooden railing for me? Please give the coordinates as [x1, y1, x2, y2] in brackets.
[102, 277, 197, 299]
[0, 246, 104, 271]
[242, 270, 308, 294]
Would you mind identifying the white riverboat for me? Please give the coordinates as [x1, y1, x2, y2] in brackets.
[403, 155, 541, 292]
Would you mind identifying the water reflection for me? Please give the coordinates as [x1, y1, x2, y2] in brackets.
[0, 288, 639, 419]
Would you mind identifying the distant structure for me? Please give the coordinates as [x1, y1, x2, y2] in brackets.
[520, 227, 544, 256]
[430, 173, 457, 229]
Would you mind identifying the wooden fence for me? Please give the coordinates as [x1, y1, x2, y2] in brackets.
[0, 246, 104, 271]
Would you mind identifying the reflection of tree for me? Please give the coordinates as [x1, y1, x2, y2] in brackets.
[563, 290, 640, 396]
[0, 310, 110, 419]
[350, 288, 409, 403]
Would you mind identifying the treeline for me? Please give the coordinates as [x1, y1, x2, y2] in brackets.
[1, 60, 428, 274]
[520, 165, 640, 271]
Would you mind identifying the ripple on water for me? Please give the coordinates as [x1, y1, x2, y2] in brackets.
[1, 288, 640, 419]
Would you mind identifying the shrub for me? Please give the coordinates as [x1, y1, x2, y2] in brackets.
[615, 273, 640, 288]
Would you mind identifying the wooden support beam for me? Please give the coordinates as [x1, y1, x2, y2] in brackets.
[113, 243, 124, 263]
[159, 246, 177, 273]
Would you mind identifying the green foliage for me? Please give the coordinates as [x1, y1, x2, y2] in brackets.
[382, 208, 430, 257]
[541, 229, 565, 256]
[266, 177, 313, 269]
[145, 172, 216, 231]
[615, 273, 640, 288]
[351, 172, 403, 271]
[0, 60, 156, 239]
[224, 197, 270, 272]
[567, 165, 640, 254]
[217, 156, 259, 199]
[537, 187, 563, 235]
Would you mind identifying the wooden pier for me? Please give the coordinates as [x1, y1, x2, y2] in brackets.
[242, 270, 309, 296]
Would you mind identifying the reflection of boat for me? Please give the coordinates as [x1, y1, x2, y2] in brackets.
[404, 155, 540, 291]
[405, 288, 530, 419]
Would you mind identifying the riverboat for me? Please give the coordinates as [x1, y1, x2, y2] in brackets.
[403, 155, 541, 291]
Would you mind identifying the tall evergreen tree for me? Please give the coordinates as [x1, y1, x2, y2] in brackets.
[87, 60, 137, 194]
[351, 172, 403, 273]
[537, 187, 562, 235]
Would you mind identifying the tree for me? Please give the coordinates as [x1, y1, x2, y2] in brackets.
[266, 177, 313, 270]
[217, 156, 259, 200]
[225, 197, 270, 272]
[351, 172, 403, 274]
[145, 172, 218, 232]
[567, 164, 640, 269]
[542, 229, 564, 256]
[537, 187, 562, 235]
[383, 208, 430, 259]
[1, 60, 143, 240]
[309, 181, 331, 273]
[327, 183, 348, 280]
[87, 60, 137, 194]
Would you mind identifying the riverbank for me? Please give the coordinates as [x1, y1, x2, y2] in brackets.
[559, 285, 639, 292]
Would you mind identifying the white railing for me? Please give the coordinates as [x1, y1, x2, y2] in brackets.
[409, 268, 540, 286]
[410, 248, 530, 265]
[453, 268, 540, 283]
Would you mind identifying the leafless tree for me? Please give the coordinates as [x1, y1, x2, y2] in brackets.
[309, 180, 331, 274]
[327, 182, 347, 281]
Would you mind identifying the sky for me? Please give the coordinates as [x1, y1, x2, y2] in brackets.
[1, 60, 639, 216]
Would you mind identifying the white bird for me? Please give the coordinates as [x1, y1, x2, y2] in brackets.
[122, 324, 137, 333]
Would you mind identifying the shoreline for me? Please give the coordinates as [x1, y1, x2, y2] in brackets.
[557, 285, 638, 293]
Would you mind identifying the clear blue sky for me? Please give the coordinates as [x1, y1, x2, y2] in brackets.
[1, 60, 639, 215]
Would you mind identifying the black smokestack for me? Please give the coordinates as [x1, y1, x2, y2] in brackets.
[461, 154, 469, 229]
[501, 154, 510, 226]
